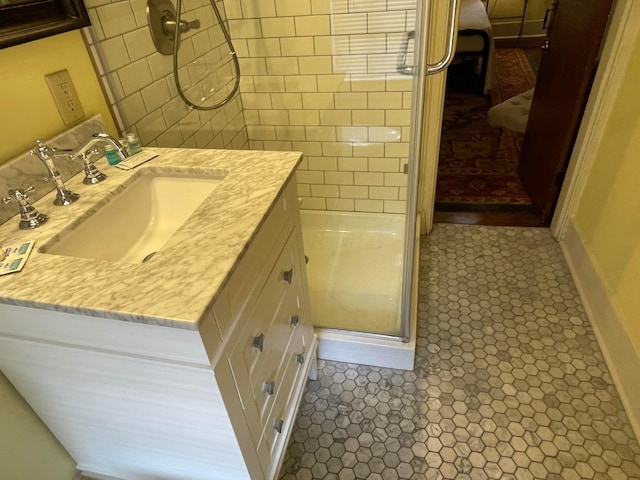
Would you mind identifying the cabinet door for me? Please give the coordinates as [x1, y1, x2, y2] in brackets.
[0, 335, 251, 480]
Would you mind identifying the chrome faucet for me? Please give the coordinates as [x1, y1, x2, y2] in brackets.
[53, 133, 130, 185]
[31, 140, 80, 206]
[74, 133, 129, 163]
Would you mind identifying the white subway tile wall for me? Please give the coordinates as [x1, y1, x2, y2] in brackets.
[85, 0, 248, 150]
[85, 0, 415, 214]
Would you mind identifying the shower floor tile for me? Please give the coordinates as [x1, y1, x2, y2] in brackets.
[280, 224, 640, 480]
[301, 211, 405, 336]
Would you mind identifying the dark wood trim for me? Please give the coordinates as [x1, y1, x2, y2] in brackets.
[434, 210, 546, 227]
[0, 0, 90, 49]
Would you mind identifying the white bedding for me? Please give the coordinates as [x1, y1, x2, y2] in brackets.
[459, 0, 492, 31]
[456, 0, 497, 93]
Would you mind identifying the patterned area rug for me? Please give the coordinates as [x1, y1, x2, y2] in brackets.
[436, 49, 538, 210]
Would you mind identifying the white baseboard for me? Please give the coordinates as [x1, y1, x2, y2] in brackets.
[76, 470, 123, 480]
[317, 328, 415, 370]
[72, 472, 105, 480]
[560, 220, 640, 439]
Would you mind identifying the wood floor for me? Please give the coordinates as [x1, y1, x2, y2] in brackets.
[434, 210, 546, 227]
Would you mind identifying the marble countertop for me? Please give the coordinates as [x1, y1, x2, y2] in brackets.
[0, 148, 302, 330]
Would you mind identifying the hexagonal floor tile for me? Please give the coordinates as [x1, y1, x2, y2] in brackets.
[279, 225, 640, 480]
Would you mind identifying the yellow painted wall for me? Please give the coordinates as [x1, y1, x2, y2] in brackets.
[0, 30, 116, 164]
[574, 32, 640, 353]
[0, 372, 77, 479]
[0, 29, 115, 478]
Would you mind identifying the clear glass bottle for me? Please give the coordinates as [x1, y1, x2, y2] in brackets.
[119, 137, 131, 156]
[125, 132, 142, 155]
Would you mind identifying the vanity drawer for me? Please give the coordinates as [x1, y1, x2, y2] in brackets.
[250, 285, 301, 425]
[252, 227, 314, 408]
[228, 290, 307, 446]
[226, 225, 304, 443]
[224, 179, 299, 329]
[257, 322, 312, 474]
[237, 231, 298, 380]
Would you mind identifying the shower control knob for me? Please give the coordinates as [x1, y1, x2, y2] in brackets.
[148, 0, 208, 55]
[162, 15, 201, 35]
[181, 19, 200, 32]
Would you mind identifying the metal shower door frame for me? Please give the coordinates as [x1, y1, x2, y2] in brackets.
[399, 0, 461, 342]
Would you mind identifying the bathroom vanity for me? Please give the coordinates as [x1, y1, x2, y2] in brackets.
[0, 148, 316, 480]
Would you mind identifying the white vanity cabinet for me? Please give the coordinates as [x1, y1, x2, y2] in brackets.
[0, 178, 316, 480]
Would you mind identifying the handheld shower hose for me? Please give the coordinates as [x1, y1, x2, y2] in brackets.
[172, 0, 241, 110]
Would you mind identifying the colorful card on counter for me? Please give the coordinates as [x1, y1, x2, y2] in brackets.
[0, 241, 35, 276]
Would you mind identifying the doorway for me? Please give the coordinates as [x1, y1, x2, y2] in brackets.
[435, 43, 544, 226]
[433, 0, 614, 227]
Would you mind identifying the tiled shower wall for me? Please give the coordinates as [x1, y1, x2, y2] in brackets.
[84, 0, 248, 149]
[226, 0, 415, 213]
[85, 0, 416, 214]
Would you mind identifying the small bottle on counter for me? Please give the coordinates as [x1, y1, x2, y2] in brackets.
[119, 137, 131, 156]
[104, 144, 121, 166]
[125, 132, 142, 155]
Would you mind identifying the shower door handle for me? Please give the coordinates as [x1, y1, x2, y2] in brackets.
[396, 0, 460, 76]
[426, 0, 460, 76]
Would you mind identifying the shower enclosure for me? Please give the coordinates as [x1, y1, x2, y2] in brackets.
[83, 0, 437, 368]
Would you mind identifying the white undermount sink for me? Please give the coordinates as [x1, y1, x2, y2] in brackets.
[41, 171, 225, 263]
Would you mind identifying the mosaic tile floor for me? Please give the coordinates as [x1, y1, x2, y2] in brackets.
[280, 224, 640, 480]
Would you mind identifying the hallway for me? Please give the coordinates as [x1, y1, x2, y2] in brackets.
[280, 224, 640, 480]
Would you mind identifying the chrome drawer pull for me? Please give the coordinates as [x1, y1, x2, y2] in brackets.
[274, 418, 284, 434]
[263, 380, 275, 395]
[290, 314, 300, 326]
[252, 333, 265, 352]
[283, 268, 293, 284]
[296, 353, 305, 365]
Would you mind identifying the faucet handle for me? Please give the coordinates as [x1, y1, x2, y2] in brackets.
[29, 139, 80, 206]
[3, 186, 49, 230]
[78, 148, 102, 163]
[30, 140, 55, 160]
[3, 185, 35, 204]
[77, 149, 108, 185]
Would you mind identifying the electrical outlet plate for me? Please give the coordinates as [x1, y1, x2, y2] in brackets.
[45, 69, 85, 126]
